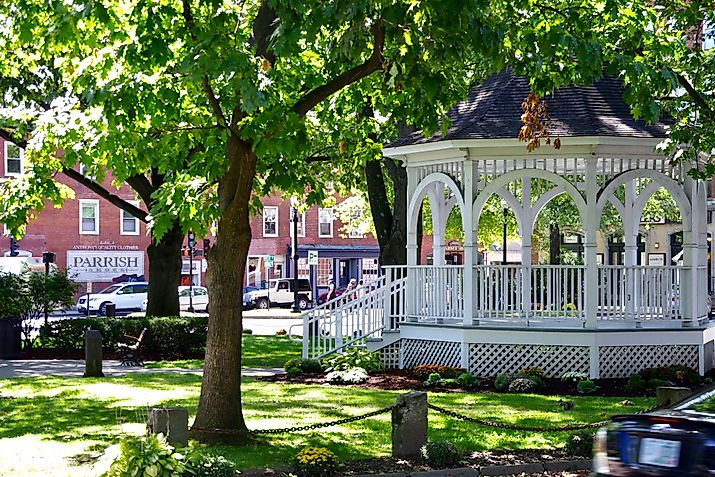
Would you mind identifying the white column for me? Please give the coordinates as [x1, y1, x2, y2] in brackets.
[682, 174, 706, 326]
[428, 184, 447, 266]
[623, 180, 637, 319]
[463, 157, 476, 327]
[583, 157, 599, 329]
[520, 178, 533, 319]
[406, 166, 419, 321]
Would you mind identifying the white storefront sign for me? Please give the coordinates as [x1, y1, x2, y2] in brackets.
[307, 250, 319, 266]
[67, 250, 144, 281]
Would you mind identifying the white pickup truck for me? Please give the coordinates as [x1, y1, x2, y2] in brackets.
[244, 278, 312, 310]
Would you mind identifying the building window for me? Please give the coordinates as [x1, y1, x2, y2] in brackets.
[348, 209, 364, 238]
[79, 199, 99, 235]
[317, 258, 333, 286]
[4, 142, 23, 176]
[120, 200, 140, 235]
[290, 212, 306, 238]
[361, 258, 379, 282]
[318, 208, 333, 238]
[704, 20, 714, 50]
[263, 206, 278, 237]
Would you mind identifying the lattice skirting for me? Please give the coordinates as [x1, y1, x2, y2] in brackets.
[380, 342, 401, 369]
[599, 345, 700, 378]
[401, 339, 462, 369]
[468, 343, 589, 378]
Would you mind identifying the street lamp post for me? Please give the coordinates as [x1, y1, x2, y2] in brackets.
[187, 230, 195, 312]
[42, 251, 55, 325]
[291, 199, 300, 313]
[502, 208, 508, 265]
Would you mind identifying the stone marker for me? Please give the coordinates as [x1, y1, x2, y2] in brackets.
[83, 329, 104, 378]
[656, 386, 692, 407]
[147, 408, 189, 447]
[392, 391, 427, 459]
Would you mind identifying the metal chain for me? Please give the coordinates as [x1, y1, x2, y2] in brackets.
[192, 405, 396, 436]
[427, 402, 663, 432]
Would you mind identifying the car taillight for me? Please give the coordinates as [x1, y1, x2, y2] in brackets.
[593, 427, 610, 474]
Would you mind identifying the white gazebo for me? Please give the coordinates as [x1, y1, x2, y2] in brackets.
[298, 70, 715, 378]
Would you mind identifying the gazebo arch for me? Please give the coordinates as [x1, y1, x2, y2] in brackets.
[408, 172, 466, 233]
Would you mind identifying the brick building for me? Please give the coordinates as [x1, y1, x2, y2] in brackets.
[247, 192, 380, 294]
[1, 137, 381, 295]
[1, 137, 151, 294]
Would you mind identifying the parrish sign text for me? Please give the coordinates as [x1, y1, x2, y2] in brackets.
[67, 250, 144, 281]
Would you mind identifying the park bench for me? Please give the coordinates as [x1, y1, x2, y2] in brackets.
[118, 328, 147, 367]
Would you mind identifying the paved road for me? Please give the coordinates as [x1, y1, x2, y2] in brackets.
[0, 360, 283, 379]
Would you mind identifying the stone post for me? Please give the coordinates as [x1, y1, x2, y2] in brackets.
[83, 329, 104, 378]
[147, 408, 189, 448]
[656, 387, 692, 407]
[392, 391, 427, 459]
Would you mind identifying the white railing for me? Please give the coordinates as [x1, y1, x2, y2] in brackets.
[290, 272, 407, 359]
[597, 266, 681, 320]
[474, 265, 585, 320]
[388, 264, 684, 325]
[407, 266, 463, 323]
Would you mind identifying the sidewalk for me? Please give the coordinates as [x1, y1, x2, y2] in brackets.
[0, 360, 283, 379]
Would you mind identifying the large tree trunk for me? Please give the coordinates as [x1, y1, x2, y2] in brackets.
[549, 224, 561, 265]
[145, 222, 183, 317]
[366, 157, 408, 266]
[192, 134, 255, 442]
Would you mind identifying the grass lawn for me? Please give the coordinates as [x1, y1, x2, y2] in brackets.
[0, 372, 654, 476]
[144, 335, 302, 369]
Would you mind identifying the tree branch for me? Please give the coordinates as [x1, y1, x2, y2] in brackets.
[251, 0, 278, 64]
[126, 174, 155, 208]
[61, 166, 149, 222]
[677, 73, 715, 121]
[0, 128, 27, 148]
[292, 22, 385, 117]
[182, 0, 229, 128]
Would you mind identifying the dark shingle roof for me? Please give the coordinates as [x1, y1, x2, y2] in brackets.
[389, 69, 671, 148]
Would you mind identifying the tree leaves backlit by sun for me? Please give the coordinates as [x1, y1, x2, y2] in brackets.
[518, 93, 561, 153]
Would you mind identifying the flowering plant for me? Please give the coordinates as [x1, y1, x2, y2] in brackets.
[508, 377, 536, 393]
[326, 367, 369, 384]
[294, 447, 338, 477]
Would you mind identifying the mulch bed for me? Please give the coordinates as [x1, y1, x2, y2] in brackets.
[244, 450, 590, 477]
[260, 369, 650, 397]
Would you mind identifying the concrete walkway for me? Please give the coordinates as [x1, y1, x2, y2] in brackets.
[0, 360, 283, 379]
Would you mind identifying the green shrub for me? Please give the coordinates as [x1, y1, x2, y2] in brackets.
[421, 440, 460, 466]
[455, 372, 480, 389]
[286, 367, 302, 378]
[242, 329, 253, 334]
[185, 453, 237, 477]
[294, 447, 338, 477]
[324, 348, 383, 373]
[577, 380, 599, 395]
[627, 374, 647, 393]
[101, 434, 187, 477]
[284, 358, 303, 371]
[300, 359, 323, 373]
[639, 366, 701, 385]
[440, 378, 458, 388]
[564, 430, 595, 457]
[39, 316, 208, 357]
[494, 373, 516, 392]
[561, 371, 588, 383]
[423, 373, 443, 388]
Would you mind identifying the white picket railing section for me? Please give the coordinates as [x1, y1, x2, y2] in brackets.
[396, 264, 683, 323]
[290, 270, 408, 359]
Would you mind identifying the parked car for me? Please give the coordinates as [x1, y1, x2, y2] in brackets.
[318, 286, 347, 304]
[242, 286, 260, 310]
[140, 286, 209, 313]
[594, 385, 715, 476]
[77, 282, 149, 315]
[244, 278, 312, 310]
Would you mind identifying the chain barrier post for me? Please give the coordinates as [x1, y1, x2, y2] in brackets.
[392, 391, 427, 459]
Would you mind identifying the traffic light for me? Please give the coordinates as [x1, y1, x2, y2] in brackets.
[203, 238, 210, 257]
[9, 237, 19, 257]
[187, 230, 196, 248]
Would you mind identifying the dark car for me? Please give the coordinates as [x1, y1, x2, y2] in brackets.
[594, 385, 715, 476]
[318, 286, 347, 304]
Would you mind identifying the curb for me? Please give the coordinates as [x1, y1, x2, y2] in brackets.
[242, 460, 591, 477]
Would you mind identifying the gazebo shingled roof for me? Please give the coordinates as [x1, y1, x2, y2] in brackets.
[389, 69, 672, 148]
